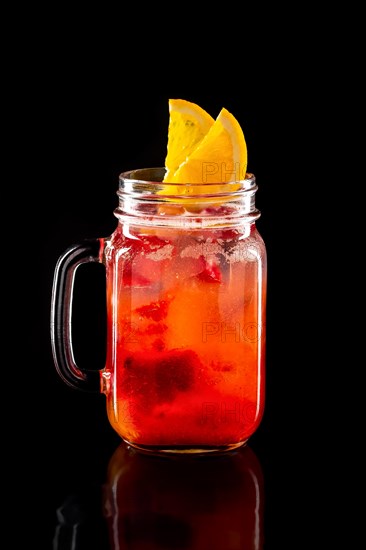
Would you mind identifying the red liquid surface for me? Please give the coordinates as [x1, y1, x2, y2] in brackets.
[103, 223, 266, 449]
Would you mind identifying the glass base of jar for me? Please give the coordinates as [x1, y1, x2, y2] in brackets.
[123, 439, 249, 456]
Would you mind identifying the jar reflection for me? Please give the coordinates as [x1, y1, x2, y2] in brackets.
[103, 442, 264, 549]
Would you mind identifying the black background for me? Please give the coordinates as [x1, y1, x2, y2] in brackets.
[8, 7, 349, 548]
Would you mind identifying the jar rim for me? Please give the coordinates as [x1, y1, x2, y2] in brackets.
[115, 167, 260, 227]
[119, 167, 256, 190]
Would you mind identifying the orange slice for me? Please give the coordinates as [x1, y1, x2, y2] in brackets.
[168, 107, 247, 185]
[163, 99, 215, 182]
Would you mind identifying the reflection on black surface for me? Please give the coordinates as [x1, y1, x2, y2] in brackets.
[103, 443, 264, 549]
[53, 487, 109, 549]
[52, 442, 264, 549]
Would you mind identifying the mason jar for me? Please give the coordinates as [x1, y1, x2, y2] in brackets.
[51, 167, 267, 454]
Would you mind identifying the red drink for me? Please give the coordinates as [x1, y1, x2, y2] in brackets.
[102, 193, 266, 452]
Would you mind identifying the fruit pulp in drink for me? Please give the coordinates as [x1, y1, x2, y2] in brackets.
[103, 221, 266, 449]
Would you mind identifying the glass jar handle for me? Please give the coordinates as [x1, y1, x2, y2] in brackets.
[50, 238, 103, 392]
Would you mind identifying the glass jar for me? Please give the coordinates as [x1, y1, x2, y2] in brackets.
[51, 167, 267, 454]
